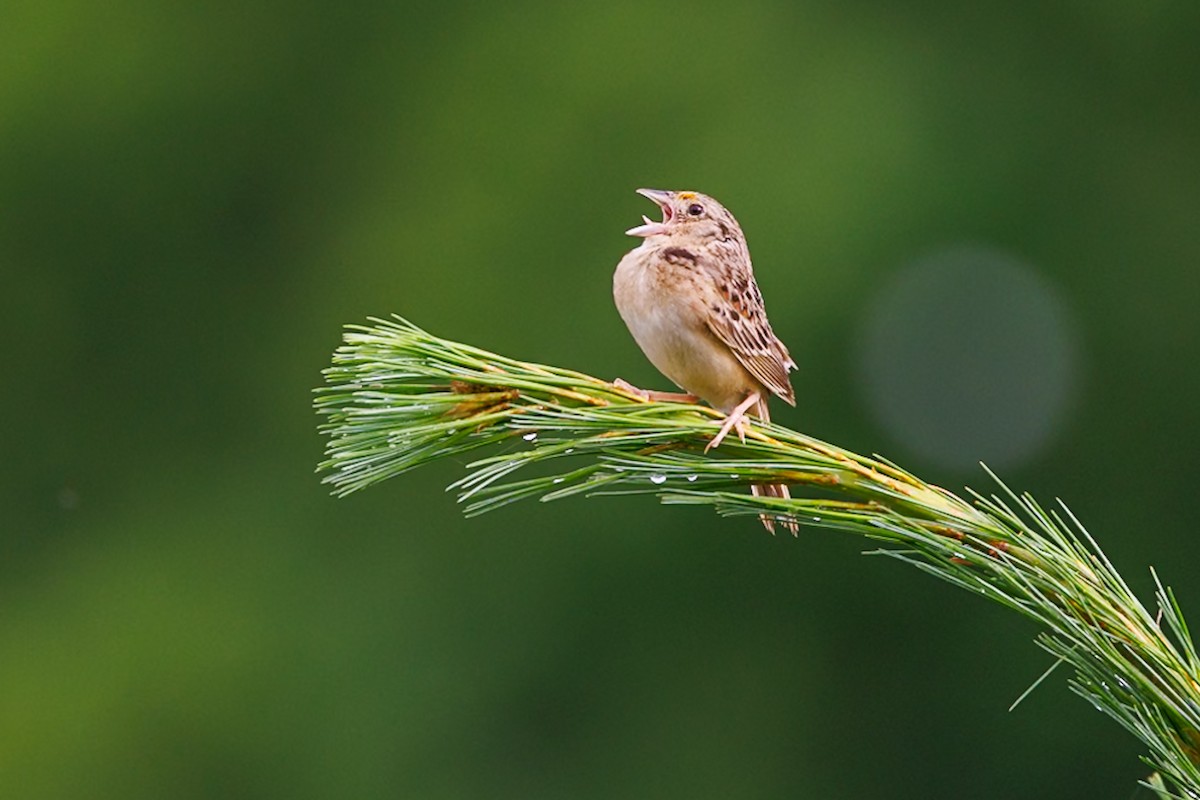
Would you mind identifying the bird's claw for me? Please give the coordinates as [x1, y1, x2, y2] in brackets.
[611, 379, 699, 404]
[612, 378, 650, 400]
[704, 391, 760, 452]
[705, 416, 749, 452]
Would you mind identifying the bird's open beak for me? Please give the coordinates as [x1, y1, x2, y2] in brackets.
[625, 188, 674, 237]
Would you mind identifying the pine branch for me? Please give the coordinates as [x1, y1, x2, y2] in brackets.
[315, 315, 1200, 798]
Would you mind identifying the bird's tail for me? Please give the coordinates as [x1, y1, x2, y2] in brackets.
[751, 396, 799, 535]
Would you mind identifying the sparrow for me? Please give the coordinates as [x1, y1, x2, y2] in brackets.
[613, 188, 798, 534]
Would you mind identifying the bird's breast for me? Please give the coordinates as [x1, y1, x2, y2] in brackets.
[613, 246, 758, 410]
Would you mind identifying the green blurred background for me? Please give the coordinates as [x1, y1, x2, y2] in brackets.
[4, 2, 1198, 797]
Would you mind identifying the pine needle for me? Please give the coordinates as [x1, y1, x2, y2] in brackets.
[315, 316, 1200, 797]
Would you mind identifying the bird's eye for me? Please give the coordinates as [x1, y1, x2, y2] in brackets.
[687, 203, 704, 216]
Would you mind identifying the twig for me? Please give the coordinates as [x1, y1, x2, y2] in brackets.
[315, 315, 1200, 798]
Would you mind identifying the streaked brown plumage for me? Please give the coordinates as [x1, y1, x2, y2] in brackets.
[612, 188, 798, 534]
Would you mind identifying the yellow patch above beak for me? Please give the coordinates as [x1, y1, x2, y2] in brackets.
[677, 191, 696, 200]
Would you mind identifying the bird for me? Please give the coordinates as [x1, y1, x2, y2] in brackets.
[612, 188, 798, 534]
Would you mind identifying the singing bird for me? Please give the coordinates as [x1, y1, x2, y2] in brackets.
[612, 188, 798, 534]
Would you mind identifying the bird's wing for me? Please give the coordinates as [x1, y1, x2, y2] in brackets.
[699, 268, 797, 406]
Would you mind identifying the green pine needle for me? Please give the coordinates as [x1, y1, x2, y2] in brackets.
[315, 315, 1200, 797]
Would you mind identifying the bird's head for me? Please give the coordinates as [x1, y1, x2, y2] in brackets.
[625, 189, 743, 244]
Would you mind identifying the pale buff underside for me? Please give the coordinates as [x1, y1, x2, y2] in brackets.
[613, 245, 764, 414]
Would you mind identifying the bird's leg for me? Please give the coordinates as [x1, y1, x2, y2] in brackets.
[612, 378, 699, 404]
[705, 391, 761, 452]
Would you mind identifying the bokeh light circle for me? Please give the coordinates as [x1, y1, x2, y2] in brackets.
[854, 245, 1080, 472]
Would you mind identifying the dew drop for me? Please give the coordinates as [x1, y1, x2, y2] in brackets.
[649, 474, 667, 485]
[812, 516, 821, 523]
[686, 475, 698, 482]
[522, 432, 538, 441]
[552, 477, 565, 484]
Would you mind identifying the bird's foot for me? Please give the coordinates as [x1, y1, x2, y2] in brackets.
[612, 378, 698, 404]
[705, 392, 761, 452]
